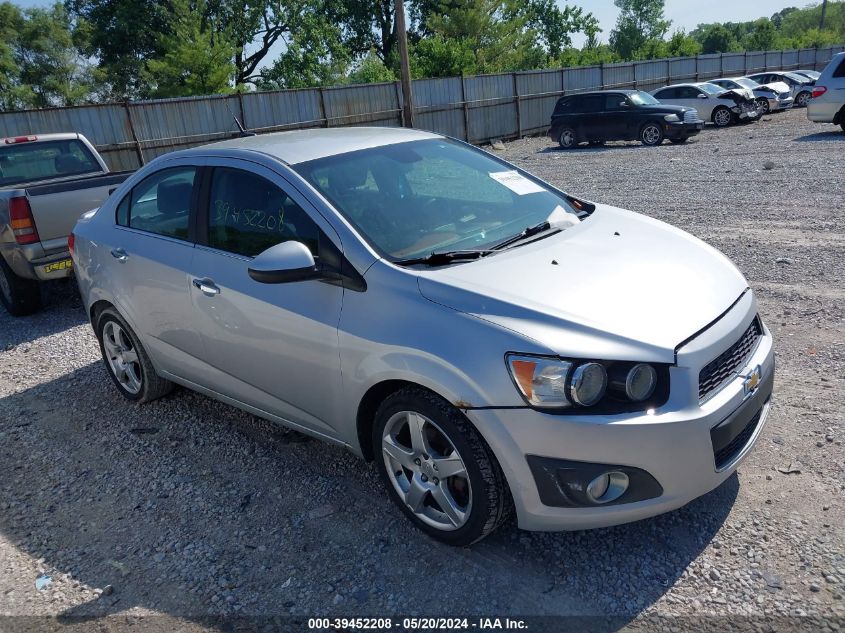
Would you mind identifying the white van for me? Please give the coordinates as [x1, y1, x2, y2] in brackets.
[807, 52, 845, 131]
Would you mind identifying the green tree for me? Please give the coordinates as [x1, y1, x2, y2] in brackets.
[609, 0, 670, 60]
[743, 18, 779, 51]
[143, 0, 236, 97]
[347, 49, 397, 84]
[66, 0, 170, 99]
[697, 24, 739, 54]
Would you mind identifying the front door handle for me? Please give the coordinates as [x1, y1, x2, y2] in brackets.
[192, 278, 220, 296]
[110, 248, 127, 262]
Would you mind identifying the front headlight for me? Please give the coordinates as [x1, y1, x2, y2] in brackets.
[508, 355, 573, 408]
[507, 354, 668, 412]
[663, 113, 680, 122]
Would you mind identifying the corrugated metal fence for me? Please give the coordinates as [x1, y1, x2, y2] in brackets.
[1, 45, 842, 171]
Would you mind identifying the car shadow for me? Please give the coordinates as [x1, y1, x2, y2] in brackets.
[793, 130, 844, 142]
[0, 362, 737, 629]
[0, 279, 87, 349]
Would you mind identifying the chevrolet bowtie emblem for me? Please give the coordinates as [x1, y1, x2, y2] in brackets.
[743, 365, 762, 395]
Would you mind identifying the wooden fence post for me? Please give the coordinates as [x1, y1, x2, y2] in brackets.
[512, 73, 522, 139]
[319, 87, 328, 127]
[123, 102, 144, 168]
[460, 76, 470, 142]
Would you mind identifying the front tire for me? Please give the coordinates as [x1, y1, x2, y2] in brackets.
[0, 257, 41, 316]
[373, 386, 511, 546]
[558, 128, 578, 149]
[96, 307, 174, 403]
[712, 106, 732, 127]
[640, 122, 664, 146]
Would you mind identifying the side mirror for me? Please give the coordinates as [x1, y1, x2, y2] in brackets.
[697, 93, 708, 99]
[619, 101, 629, 107]
[248, 241, 320, 284]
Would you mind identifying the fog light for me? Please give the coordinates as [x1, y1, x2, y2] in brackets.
[569, 362, 607, 406]
[586, 471, 629, 504]
[626, 363, 657, 402]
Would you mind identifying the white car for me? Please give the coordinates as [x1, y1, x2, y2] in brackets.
[807, 52, 845, 132]
[709, 77, 793, 114]
[747, 71, 814, 107]
[651, 82, 759, 127]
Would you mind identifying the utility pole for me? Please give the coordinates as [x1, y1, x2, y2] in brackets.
[394, 0, 415, 128]
[820, 0, 828, 30]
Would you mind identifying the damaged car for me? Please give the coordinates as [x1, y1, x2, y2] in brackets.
[71, 128, 775, 545]
[709, 77, 794, 114]
[651, 82, 760, 127]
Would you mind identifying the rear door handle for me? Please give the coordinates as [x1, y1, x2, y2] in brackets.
[110, 248, 127, 262]
[192, 278, 220, 296]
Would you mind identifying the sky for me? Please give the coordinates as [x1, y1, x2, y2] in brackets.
[569, 0, 813, 46]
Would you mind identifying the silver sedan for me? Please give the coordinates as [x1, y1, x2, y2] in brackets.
[71, 128, 775, 545]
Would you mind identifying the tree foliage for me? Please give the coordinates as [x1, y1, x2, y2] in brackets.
[0, 0, 840, 110]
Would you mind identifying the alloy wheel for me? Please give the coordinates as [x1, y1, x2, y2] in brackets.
[642, 124, 661, 145]
[756, 98, 769, 114]
[713, 108, 732, 127]
[797, 92, 810, 107]
[559, 130, 575, 148]
[381, 411, 472, 531]
[102, 320, 142, 394]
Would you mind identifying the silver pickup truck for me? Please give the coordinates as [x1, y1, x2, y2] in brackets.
[0, 133, 131, 315]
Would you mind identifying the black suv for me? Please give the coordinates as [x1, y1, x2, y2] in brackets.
[548, 90, 704, 148]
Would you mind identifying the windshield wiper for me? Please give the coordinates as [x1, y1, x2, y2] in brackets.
[490, 221, 559, 251]
[393, 249, 493, 267]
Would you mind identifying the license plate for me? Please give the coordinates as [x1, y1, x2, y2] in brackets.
[43, 259, 73, 274]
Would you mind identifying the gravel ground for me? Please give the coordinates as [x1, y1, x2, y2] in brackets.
[0, 107, 843, 630]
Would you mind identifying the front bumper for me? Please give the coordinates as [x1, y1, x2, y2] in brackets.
[665, 121, 703, 138]
[734, 104, 760, 121]
[467, 296, 775, 531]
[770, 96, 794, 110]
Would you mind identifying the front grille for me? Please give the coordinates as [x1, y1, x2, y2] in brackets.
[712, 407, 762, 470]
[683, 110, 700, 123]
[698, 317, 762, 401]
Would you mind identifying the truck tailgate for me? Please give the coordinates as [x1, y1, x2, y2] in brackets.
[26, 172, 131, 243]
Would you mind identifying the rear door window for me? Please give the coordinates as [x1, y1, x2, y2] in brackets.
[655, 87, 676, 99]
[580, 95, 604, 112]
[118, 167, 196, 241]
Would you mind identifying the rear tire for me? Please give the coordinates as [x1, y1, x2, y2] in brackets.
[95, 307, 174, 403]
[558, 128, 578, 149]
[755, 98, 770, 114]
[796, 91, 811, 107]
[0, 257, 41, 316]
[712, 106, 732, 127]
[372, 386, 512, 546]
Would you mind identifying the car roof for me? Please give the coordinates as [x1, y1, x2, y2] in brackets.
[562, 89, 639, 97]
[201, 126, 441, 165]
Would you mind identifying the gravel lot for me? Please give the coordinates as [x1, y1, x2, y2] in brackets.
[0, 108, 843, 630]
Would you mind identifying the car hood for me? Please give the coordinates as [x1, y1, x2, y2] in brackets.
[763, 81, 791, 95]
[417, 204, 748, 362]
[639, 103, 692, 115]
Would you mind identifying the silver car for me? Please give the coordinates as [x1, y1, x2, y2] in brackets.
[70, 128, 775, 545]
[709, 77, 793, 114]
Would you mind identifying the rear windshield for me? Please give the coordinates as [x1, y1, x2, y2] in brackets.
[0, 139, 100, 187]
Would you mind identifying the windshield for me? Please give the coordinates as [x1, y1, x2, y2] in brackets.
[735, 78, 759, 89]
[294, 139, 581, 261]
[629, 91, 660, 106]
[0, 139, 100, 187]
[698, 83, 724, 95]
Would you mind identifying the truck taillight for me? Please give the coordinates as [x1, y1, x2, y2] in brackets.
[811, 86, 827, 98]
[9, 196, 40, 245]
[68, 232, 76, 254]
[3, 135, 37, 144]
